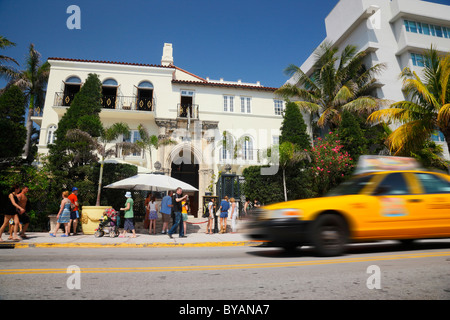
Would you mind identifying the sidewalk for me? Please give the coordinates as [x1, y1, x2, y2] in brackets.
[0, 231, 262, 249]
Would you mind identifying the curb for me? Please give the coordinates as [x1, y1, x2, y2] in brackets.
[4, 240, 266, 249]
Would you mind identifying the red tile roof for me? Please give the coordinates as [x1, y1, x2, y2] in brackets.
[48, 57, 175, 69]
[172, 80, 278, 91]
[47, 57, 279, 91]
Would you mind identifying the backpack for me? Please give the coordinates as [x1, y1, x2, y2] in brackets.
[202, 202, 211, 218]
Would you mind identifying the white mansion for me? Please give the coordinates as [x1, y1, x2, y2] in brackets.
[35, 43, 284, 216]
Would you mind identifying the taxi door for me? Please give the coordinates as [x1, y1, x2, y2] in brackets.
[406, 172, 450, 237]
[360, 172, 426, 239]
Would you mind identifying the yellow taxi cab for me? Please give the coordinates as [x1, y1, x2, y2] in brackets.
[246, 156, 450, 256]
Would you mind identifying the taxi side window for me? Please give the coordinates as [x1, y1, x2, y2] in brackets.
[373, 173, 409, 196]
[414, 173, 450, 194]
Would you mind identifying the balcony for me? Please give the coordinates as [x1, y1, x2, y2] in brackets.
[177, 104, 199, 120]
[30, 107, 44, 126]
[53, 92, 155, 120]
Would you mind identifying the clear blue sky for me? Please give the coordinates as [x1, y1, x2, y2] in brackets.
[1, 0, 449, 88]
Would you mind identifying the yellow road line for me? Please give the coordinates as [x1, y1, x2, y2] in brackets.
[1, 251, 449, 275]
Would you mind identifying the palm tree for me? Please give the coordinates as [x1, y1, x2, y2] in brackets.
[66, 123, 132, 206]
[96, 123, 131, 205]
[368, 47, 450, 155]
[0, 35, 19, 81]
[276, 41, 387, 132]
[136, 124, 175, 171]
[13, 44, 50, 160]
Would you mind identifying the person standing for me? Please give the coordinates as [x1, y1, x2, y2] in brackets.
[68, 187, 80, 235]
[229, 197, 238, 233]
[243, 199, 252, 218]
[144, 193, 151, 229]
[160, 191, 173, 234]
[205, 198, 215, 234]
[181, 197, 189, 236]
[120, 191, 136, 238]
[167, 187, 188, 239]
[219, 196, 230, 234]
[49, 191, 71, 237]
[147, 196, 158, 235]
[17, 185, 30, 239]
[0, 185, 24, 241]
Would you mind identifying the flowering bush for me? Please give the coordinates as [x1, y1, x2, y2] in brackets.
[311, 132, 354, 195]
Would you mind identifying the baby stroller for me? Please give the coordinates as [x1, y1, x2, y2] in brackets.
[94, 208, 120, 238]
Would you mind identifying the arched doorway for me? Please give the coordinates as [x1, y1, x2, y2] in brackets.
[170, 148, 199, 217]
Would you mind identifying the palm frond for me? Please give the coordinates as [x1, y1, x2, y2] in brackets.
[402, 74, 439, 111]
[388, 120, 433, 155]
[283, 64, 319, 92]
[332, 84, 354, 105]
[317, 107, 339, 127]
[437, 103, 450, 128]
[294, 101, 321, 114]
[342, 96, 380, 115]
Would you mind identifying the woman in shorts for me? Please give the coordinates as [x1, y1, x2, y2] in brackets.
[0, 185, 24, 241]
[147, 196, 158, 235]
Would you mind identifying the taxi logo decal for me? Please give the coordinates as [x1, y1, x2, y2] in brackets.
[380, 198, 409, 217]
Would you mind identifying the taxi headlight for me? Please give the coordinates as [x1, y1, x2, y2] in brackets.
[271, 209, 303, 220]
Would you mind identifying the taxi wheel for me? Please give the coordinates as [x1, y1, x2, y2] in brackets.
[311, 214, 348, 257]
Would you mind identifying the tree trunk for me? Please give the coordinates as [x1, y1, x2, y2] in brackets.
[283, 168, 287, 202]
[22, 96, 34, 160]
[96, 158, 105, 206]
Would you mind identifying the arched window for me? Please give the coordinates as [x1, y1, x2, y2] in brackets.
[242, 136, 254, 161]
[65, 76, 81, 84]
[47, 124, 57, 145]
[102, 78, 118, 86]
[138, 81, 154, 89]
[136, 81, 154, 111]
[62, 76, 81, 106]
[101, 79, 118, 109]
[220, 132, 235, 162]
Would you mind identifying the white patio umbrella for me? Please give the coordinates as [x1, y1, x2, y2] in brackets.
[104, 173, 198, 192]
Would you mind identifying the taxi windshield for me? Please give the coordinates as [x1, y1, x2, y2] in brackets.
[326, 174, 374, 197]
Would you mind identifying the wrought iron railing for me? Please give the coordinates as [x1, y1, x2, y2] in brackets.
[177, 104, 199, 119]
[54, 92, 155, 112]
[31, 108, 43, 117]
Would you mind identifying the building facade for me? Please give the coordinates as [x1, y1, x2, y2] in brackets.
[34, 43, 284, 216]
[293, 0, 450, 157]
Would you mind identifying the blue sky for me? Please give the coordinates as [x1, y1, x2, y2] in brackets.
[1, 0, 449, 88]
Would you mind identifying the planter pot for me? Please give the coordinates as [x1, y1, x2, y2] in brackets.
[80, 206, 111, 235]
[48, 215, 57, 232]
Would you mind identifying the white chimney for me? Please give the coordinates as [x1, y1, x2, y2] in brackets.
[161, 43, 173, 66]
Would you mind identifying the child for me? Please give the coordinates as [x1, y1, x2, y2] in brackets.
[147, 196, 158, 235]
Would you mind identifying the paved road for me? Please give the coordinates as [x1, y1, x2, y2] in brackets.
[1, 239, 450, 300]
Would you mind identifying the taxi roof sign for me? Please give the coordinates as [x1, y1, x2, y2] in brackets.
[354, 155, 422, 175]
